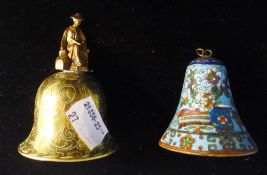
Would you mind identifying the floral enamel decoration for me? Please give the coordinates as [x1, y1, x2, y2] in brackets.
[159, 48, 257, 156]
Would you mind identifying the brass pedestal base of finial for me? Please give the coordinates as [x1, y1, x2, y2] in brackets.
[70, 65, 88, 72]
[55, 57, 89, 72]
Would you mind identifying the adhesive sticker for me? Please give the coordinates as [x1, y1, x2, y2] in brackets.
[66, 96, 108, 149]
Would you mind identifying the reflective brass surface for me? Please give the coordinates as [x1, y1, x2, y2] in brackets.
[18, 72, 118, 162]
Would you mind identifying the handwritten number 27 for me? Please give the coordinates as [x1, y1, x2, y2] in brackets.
[68, 112, 79, 122]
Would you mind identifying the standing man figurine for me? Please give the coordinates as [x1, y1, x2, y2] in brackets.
[55, 13, 89, 72]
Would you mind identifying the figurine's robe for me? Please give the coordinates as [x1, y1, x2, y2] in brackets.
[61, 26, 89, 66]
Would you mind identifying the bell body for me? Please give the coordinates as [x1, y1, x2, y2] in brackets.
[18, 72, 118, 162]
[159, 58, 257, 156]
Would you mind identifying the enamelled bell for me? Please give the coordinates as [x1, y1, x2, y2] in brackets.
[18, 13, 118, 162]
[159, 48, 257, 156]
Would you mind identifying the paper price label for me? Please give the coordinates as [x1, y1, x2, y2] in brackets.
[66, 96, 108, 149]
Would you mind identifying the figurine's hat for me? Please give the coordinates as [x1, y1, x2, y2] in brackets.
[70, 13, 84, 20]
[159, 48, 257, 157]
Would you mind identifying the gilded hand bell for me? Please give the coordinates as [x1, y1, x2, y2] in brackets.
[18, 13, 118, 162]
[159, 48, 257, 156]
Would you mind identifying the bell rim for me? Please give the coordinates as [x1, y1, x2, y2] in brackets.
[18, 146, 118, 162]
[159, 141, 258, 157]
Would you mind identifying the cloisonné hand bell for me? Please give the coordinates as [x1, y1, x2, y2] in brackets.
[159, 48, 257, 156]
[18, 13, 118, 162]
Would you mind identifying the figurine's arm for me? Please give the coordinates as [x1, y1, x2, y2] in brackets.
[67, 30, 81, 45]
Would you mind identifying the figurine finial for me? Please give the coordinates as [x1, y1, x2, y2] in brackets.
[55, 13, 89, 72]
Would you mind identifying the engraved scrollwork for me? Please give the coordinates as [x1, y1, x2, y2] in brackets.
[18, 72, 117, 161]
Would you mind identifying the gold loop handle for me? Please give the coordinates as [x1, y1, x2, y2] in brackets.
[196, 48, 213, 58]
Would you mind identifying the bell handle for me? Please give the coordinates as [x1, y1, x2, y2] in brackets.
[196, 48, 213, 58]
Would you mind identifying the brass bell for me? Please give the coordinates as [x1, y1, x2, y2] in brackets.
[159, 48, 257, 156]
[18, 13, 118, 162]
